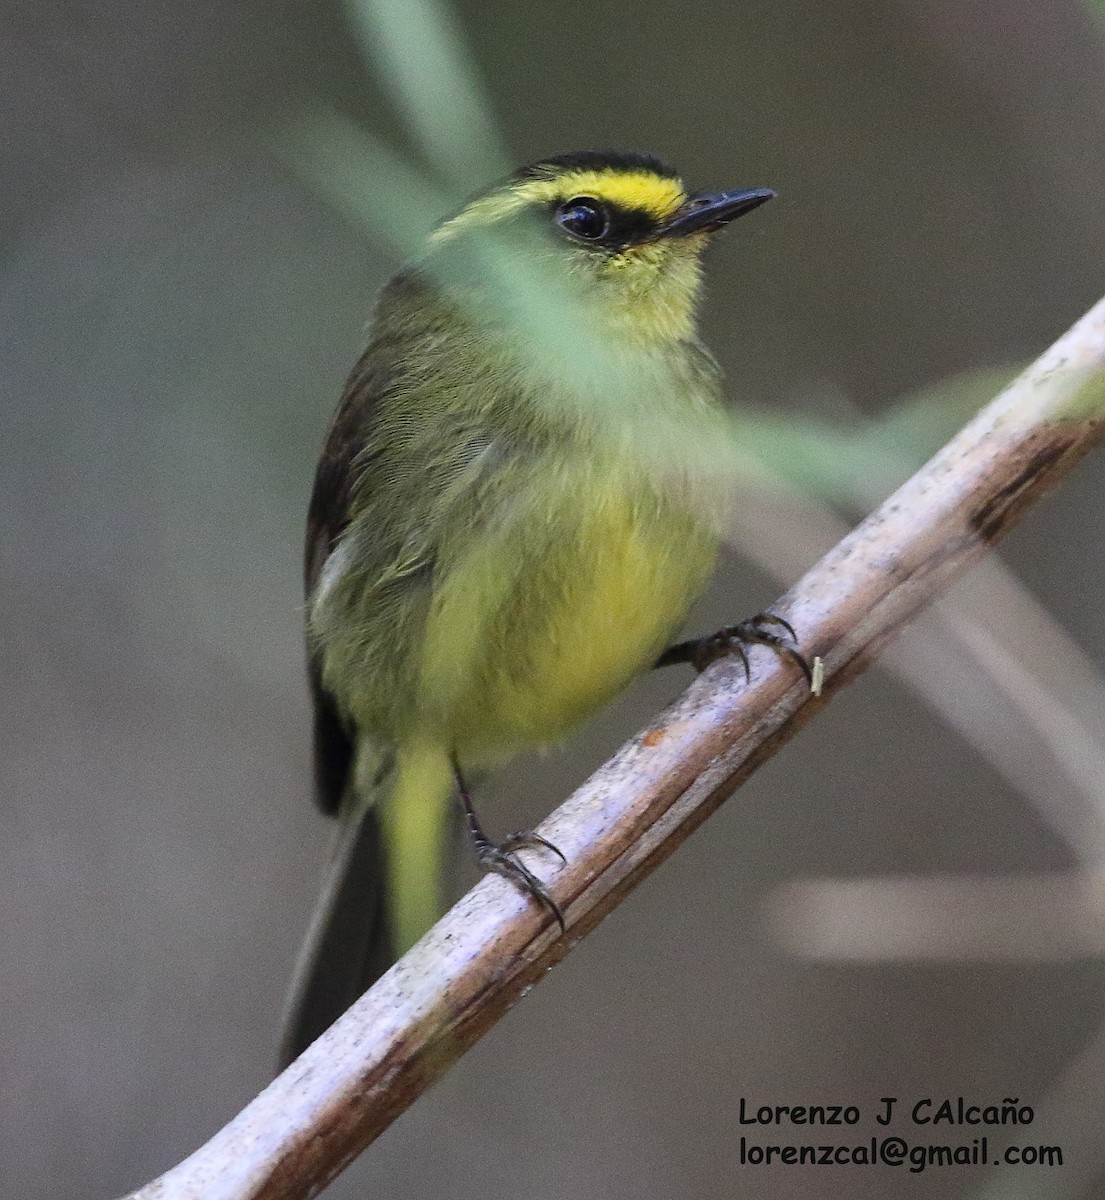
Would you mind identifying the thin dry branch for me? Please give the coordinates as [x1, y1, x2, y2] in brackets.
[124, 296, 1105, 1200]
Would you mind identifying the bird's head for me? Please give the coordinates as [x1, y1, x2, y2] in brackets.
[423, 150, 773, 345]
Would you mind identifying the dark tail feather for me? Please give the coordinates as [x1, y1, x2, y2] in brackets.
[278, 799, 395, 1070]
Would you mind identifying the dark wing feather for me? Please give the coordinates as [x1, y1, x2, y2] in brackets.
[305, 268, 452, 815]
[304, 345, 388, 816]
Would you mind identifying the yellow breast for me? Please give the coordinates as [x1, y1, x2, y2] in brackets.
[419, 469, 717, 764]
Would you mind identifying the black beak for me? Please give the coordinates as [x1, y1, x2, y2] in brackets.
[661, 187, 775, 238]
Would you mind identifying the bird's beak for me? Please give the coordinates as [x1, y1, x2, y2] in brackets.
[661, 187, 775, 238]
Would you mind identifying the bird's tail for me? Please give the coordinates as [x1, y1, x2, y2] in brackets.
[278, 744, 454, 1069]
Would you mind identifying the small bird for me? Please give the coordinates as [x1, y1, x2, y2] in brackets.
[280, 150, 805, 1066]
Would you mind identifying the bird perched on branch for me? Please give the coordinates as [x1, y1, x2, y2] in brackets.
[280, 149, 805, 1066]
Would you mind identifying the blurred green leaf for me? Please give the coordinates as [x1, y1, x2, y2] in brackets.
[344, 0, 511, 193]
[877, 366, 1021, 458]
[279, 105, 450, 257]
[726, 366, 1020, 507]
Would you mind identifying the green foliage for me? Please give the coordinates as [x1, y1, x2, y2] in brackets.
[344, 0, 510, 192]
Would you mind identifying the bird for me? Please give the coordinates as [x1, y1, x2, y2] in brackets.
[279, 149, 806, 1067]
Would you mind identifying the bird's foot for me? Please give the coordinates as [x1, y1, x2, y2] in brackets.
[452, 757, 566, 932]
[657, 612, 812, 685]
[473, 832, 566, 932]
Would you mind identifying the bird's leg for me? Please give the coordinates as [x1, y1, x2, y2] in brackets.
[452, 757, 567, 932]
[656, 612, 812, 685]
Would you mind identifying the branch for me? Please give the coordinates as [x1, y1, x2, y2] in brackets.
[124, 295, 1105, 1200]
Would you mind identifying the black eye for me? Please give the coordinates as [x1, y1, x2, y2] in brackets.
[555, 197, 610, 241]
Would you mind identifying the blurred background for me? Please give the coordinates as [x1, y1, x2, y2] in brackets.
[4, 1, 1105, 1197]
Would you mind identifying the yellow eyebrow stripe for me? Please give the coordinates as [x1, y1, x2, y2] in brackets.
[515, 169, 687, 218]
[432, 169, 687, 242]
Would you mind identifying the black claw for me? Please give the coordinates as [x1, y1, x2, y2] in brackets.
[753, 612, 799, 642]
[501, 830, 567, 865]
[780, 643, 814, 686]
